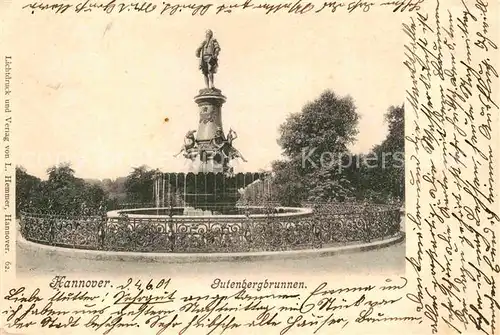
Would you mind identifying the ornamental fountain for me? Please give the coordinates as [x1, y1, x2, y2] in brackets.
[18, 30, 403, 255]
[115, 29, 300, 216]
[174, 28, 246, 174]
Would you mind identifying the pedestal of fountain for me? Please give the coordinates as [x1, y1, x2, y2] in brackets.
[195, 88, 226, 142]
[193, 88, 228, 174]
[171, 30, 254, 211]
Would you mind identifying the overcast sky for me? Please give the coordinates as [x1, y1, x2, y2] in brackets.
[10, 6, 405, 179]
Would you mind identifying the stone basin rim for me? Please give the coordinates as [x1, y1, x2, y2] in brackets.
[107, 206, 313, 219]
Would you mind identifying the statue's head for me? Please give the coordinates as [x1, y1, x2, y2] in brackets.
[205, 29, 213, 39]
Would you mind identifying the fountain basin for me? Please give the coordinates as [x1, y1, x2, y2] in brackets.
[106, 206, 313, 220]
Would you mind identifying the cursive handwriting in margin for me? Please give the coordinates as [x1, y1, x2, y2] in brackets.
[404, 0, 500, 334]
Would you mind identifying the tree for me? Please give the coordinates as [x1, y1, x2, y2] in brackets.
[16, 164, 109, 215]
[16, 166, 42, 214]
[273, 90, 360, 203]
[270, 160, 306, 206]
[307, 165, 354, 202]
[46, 162, 80, 188]
[39, 163, 108, 215]
[43, 162, 80, 214]
[278, 90, 359, 171]
[363, 105, 405, 202]
[378, 105, 404, 154]
[124, 165, 157, 203]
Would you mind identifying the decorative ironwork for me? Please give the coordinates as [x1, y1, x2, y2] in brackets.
[20, 213, 102, 250]
[19, 203, 403, 253]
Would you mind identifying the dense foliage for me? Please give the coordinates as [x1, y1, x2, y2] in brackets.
[273, 90, 360, 205]
[272, 90, 404, 206]
[278, 91, 359, 167]
[16, 163, 108, 215]
[361, 105, 405, 202]
[124, 165, 158, 204]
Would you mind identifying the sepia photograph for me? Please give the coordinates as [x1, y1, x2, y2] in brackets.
[13, 13, 406, 276]
[2, 0, 498, 334]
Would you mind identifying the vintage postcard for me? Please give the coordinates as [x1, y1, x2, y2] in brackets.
[0, 0, 498, 334]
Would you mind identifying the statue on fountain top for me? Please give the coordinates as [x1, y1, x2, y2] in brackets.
[196, 29, 220, 90]
[172, 31, 246, 173]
